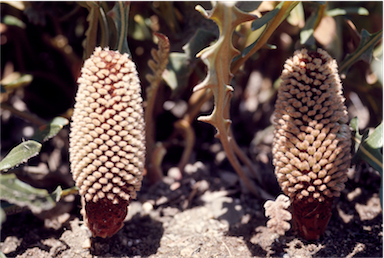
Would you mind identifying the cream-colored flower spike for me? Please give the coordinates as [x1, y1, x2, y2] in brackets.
[69, 47, 145, 238]
[273, 48, 351, 240]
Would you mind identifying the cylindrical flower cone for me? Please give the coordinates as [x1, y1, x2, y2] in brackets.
[69, 47, 145, 238]
[272, 48, 351, 240]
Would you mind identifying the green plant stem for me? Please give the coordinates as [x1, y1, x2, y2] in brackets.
[98, 6, 109, 48]
[0, 103, 46, 126]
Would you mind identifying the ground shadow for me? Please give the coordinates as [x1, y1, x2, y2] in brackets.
[90, 214, 164, 257]
[225, 213, 270, 257]
[0, 210, 68, 257]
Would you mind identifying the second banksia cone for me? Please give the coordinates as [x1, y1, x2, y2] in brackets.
[272, 48, 351, 240]
[69, 47, 145, 238]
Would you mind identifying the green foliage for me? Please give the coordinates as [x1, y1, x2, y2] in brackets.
[351, 117, 383, 206]
[339, 29, 383, 75]
[3, 14, 26, 28]
[232, 1, 299, 71]
[251, 7, 279, 31]
[32, 117, 69, 143]
[109, 2, 131, 55]
[163, 28, 217, 96]
[0, 74, 33, 91]
[300, 2, 326, 46]
[79, 1, 131, 57]
[0, 116, 68, 221]
[0, 174, 61, 214]
[0, 117, 68, 172]
[78, 1, 104, 59]
[0, 141, 42, 172]
[351, 117, 383, 175]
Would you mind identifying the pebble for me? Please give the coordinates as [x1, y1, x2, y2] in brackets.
[82, 238, 91, 249]
[168, 167, 182, 180]
[1, 236, 20, 254]
[142, 201, 153, 214]
[347, 187, 362, 201]
[162, 176, 175, 185]
[125, 201, 143, 220]
[184, 163, 198, 174]
[170, 181, 181, 191]
[197, 180, 209, 192]
[180, 246, 193, 257]
[184, 161, 207, 175]
[156, 196, 168, 206]
[215, 151, 227, 165]
[58, 213, 71, 224]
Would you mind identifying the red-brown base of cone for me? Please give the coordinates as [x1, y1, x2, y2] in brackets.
[84, 197, 129, 238]
[292, 196, 334, 240]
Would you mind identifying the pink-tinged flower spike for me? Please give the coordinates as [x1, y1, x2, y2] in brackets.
[272, 48, 351, 240]
[69, 47, 145, 238]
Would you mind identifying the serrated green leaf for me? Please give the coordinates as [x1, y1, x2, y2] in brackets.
[299, 2, 327, 47]
[163, 29, 217, 97]
[0, 174, 56, 214]
[1, 74, 33, 91]
[3, 14, 26, 28]
[326, 7, 369, 17]
[164, 53, 190, 92]
[287, 2, 304, 27]
[236, 1, 262, 12]
[108, 2, 130, 56]
[350, 117, 361, 149]
[50, 185, 63, 202]
[183, 29, 217, 60]
[351, 117, 369, 153]
[50, 116, 69, 126]
[0, 207, 5, 226]
[32, 117, 69, 143]
[300, 11, 318, 46]
[351, 118, 383, 175]
[236, 1, 299, 62]
[366, 123, 383, 150]
[0, 141, 42, 172]
[266, 44, 277, 49]
[371, 43, 383, 85]
[362, 123, 383, 174]
[251, 8, 279, 31]
[339, 29, 383, 75]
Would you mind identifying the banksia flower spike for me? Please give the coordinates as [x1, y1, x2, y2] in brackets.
[69, 47, 145, 238]
[272, 48, 351, 240]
